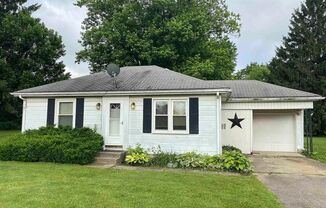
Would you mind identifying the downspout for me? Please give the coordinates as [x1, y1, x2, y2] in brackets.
[18, 95, 26, 132]
[216, 92, 222, 154]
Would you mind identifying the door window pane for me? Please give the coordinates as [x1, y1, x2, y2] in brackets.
[109, 103, 120, 136]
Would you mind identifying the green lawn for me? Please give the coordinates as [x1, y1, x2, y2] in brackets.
[0, 130, 282, 208]
[0, 162, 282, 208]
[305, 137, 326, 163]
[0, 130, 20, 140]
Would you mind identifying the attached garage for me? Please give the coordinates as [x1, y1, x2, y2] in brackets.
[253, 111, 297, 152]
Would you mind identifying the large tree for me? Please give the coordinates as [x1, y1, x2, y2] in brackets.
[234, 62, 270, 81]
[76, 0, 240, 80]
[0, 0, 70, 129]
[268, 0, 326, 135]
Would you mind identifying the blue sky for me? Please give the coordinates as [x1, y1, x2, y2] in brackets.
[26, 0, 302, 78]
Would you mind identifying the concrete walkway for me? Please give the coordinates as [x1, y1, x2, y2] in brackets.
[250, 154, 326, 208]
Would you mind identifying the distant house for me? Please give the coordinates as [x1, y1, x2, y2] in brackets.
[12, 66, 323, 154]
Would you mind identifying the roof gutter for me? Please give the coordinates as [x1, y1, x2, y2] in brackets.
[228, 96, 325, 102]
[11, 88, 232, 98]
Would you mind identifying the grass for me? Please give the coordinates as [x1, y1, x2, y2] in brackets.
[0, 162, 282, 208]
[0, 130, 282, 208]
[0, 130, 20, 140]
[305, 137, 326, 163]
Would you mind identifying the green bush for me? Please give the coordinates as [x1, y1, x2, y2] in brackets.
[125, 144, 150, 166]
[0, 126, 103, 164]
[222, 145, 242, 153]
[125, 153, 150, 165]
[148, 146, 178, 167]
[219, 151, 252, 174]
[176, 152, 220, 170]
[0, 121, 20, 130]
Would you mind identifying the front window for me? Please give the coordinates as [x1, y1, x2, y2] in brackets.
[155, 101, 168, 130]
[153, 99, 188, 133]
[58, 102, 73, 127]
[173, 101, 186, 130]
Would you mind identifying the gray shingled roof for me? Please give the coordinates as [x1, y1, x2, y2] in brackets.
[14, 65, 321, 99]
[207, 80, 321, 98]
[15, 66, 224, 93]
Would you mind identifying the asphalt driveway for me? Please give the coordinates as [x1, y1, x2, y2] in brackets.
[250, 154, 326, 208]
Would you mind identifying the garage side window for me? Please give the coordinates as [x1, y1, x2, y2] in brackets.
[155, 100, 168, 130]
[58, 102, 73, 127]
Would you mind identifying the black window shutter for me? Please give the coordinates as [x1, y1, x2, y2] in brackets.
[47, 98, 55, 126]
[75, 98, 84, 128]
[143, 98, 152, 133]
[189, 97, 199, 134]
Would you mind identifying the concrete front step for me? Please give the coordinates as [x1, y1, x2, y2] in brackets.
[92, 151, 126, 166]
[95, 157, 119, 165]
[97, 151, 124, 158]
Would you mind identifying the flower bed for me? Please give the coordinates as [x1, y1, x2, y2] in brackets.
[125, 144, 252, 174]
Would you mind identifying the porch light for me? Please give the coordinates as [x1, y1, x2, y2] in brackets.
[96, 103, 101, 110]
[131, 102, 136, 110]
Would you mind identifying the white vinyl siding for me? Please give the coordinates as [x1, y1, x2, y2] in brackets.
[83, 97, 102, 133]
[221, 109, 253, 154]
[23, 98, 48, 131]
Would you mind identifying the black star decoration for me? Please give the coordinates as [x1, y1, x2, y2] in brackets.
[228, 113, 245, 129]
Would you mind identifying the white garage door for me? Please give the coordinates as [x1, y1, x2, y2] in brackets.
[253, 112, 296, 152]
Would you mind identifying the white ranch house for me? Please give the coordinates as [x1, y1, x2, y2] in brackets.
[12, 66, 323, 154]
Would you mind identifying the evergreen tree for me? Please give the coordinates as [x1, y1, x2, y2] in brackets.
[76, 0, 240, 80]
[269, 0, 326, 135]
[0, 0, 70, 129]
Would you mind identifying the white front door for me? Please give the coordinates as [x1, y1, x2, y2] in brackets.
[107, 102, 122, 145]
[103, 97, 128, 146]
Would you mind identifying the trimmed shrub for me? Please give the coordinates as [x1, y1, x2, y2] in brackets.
[0, 121, 20, 130]
[219, 151, 252, 174]
[0, 126, 103, 164]
[222, 145, 242, 153]
[125, 144, 150, 166]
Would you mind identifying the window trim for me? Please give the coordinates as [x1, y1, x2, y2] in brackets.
[152, 98, 189, 134]
[54, 98, 76, 128]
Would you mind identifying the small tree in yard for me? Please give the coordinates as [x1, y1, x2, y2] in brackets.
[0, 0, 71, 129]
[76, 0, 240, 80]
[234, 62, 270, 81]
